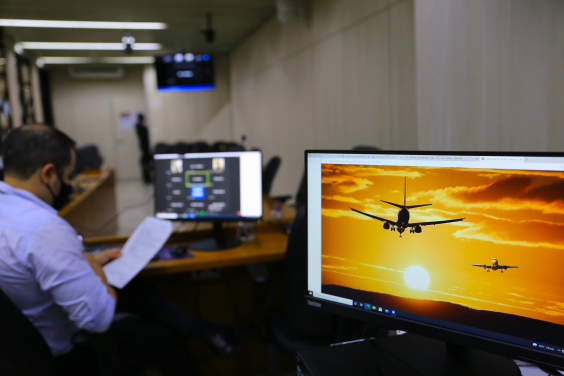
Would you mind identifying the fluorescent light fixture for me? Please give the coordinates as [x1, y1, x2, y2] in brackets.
[20, 42, 162, 50]
[42, 56, 156, 64]
[0, 19, 167, 30]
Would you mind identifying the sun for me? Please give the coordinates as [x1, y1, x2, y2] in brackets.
[404, 266, 430, 290]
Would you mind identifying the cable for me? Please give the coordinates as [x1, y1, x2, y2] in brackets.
[73, 194, 154, 235]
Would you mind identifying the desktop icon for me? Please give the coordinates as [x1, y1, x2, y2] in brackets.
[385, 309, 390, 314]
[533, 343, 538, 347]
[378, 307, 383, 312]
[372, 306, 377, 310]
[391, 310, 396, 315]
[365, 303, 371, 310]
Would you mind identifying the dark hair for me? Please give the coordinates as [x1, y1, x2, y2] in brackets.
[2, 125, 76, 180]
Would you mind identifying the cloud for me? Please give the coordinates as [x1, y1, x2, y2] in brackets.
[321, 164, 424, 194]
[322, 255, 346, 261]
[322, 195, 362, 204]
[452, 222, 564, 250]
[322, 265, 358, 271]
[359, 263, 404, 273]
[507, 293, 524, 297]
[411, 176, 564, 215]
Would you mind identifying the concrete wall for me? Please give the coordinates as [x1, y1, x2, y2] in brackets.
[415, 0, 564, 152]
[229, 0, 417, 195]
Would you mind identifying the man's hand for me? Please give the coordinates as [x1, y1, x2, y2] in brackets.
[93, 248, 122, 267]
[84, 252, 118, 303]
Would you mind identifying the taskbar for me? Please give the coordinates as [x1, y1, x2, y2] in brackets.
[308, 291, 564, 358]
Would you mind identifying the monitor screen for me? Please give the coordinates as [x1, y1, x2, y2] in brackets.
[306, 151, 564, 367]
[154, 53, 214, 92]
[154, 151, 262, 221]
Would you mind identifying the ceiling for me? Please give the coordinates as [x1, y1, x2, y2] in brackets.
[0, 0, 276, 59]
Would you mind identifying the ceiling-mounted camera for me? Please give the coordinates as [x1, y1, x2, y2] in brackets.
[200, 13, 215, 44]
[122, 31, 135, 54]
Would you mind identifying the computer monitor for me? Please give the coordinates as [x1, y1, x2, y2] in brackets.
[154, 53, 214, 92]
[305, 150, 564, 372]
[154, 151, 262, 250]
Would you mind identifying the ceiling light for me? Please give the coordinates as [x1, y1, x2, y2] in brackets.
[14, 43, 24, 54]
[0, 19, 167, 30]
[20, 42, 161, 50]
[41, 56, 155, 64]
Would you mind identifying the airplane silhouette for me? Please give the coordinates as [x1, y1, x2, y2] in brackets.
[469, 258, 520, 273]
[350, 177, 465, 237]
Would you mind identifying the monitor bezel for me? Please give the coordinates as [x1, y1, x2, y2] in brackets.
[153, 150, 263, 222]
[305, 149, 564, 370]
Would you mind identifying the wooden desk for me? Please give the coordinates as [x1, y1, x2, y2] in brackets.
[142, 227, 288, 275]
[59, 168, 118, 238]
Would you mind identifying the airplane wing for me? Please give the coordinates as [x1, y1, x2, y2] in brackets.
[408, 218, 465, 227]
[501, 265, 520, 269]
[350, 207, 397, 225]
[469, 264, 491, 269]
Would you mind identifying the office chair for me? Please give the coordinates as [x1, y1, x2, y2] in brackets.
[262, 156, 282, 196]
[0, 287, 133, 376]
[256, 207, 354, 373]
[0, 286, 55, 375]
[71, 145, 103, 178]
[212, 141, 245, 152]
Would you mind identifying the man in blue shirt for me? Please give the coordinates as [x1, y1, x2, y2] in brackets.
[0, 125, 197, 375]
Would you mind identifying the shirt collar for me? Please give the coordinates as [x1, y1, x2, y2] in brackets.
[0, 181, 57, 214]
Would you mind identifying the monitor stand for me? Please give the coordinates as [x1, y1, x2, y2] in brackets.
[188, 221, 241, 251]
[297, 333, 522, 376]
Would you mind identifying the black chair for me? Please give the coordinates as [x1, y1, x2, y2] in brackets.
[263, 156, 281, 196]
[212, 141, 245, 152]
[0, 287, 54, 375]
[154, 142, 175, 155]
[71, 145, 103, 178]
[0, 287, 131, 376]
[261, 207, 355, 373]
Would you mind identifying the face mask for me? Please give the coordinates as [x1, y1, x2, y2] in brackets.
[45, 174, 73, 210]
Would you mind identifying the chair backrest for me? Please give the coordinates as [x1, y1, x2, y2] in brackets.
[283, 206, 334, 338]
[212, 141, 245, 152]
[72, 145, 103, 177]
[0, 287, 54, 375]
[262, 156, 281, 195]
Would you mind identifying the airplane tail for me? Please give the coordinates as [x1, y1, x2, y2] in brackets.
[403, 176, 432, 209]
[404, 177, 406, 207]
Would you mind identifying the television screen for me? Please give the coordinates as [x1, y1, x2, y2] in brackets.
[154, 53, 214, 92]
[154, 151, 262, 221]
[306, 151, 564, 368]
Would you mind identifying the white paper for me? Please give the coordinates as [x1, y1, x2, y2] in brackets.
[104, 217, 173, 288]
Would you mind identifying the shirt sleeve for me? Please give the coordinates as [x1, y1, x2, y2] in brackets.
[26, 219, 115, 333]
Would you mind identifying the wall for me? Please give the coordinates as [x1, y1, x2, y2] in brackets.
[50, 67, 146, 179]
[229, 0, 417, 196]
[143, 54, 232, 146]
[415, 0, 564, 152]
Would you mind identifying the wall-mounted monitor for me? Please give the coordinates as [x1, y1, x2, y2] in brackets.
[154, 53, 214, 92]
[305, 150, 564, 372]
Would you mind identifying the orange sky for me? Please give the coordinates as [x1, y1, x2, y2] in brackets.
[321, 164, 564, 325]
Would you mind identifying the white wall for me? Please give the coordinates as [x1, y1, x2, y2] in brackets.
[50, 67, 146, 179]
[415, 0, 564, 152]
[143, 54, 232, 146]
[230, 0, 417, 196]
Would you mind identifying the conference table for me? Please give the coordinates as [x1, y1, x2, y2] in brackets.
[61, 170, 295, 375]
[63, 170, 295, 274]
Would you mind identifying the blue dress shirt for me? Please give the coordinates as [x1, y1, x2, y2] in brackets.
[0, 181, 115, 356]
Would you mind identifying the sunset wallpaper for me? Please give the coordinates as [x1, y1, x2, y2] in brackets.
[321, 164, 564, 328]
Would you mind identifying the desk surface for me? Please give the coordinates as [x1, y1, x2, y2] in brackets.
[141, 227, 288, 275]
[58, 168, 115, 217]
